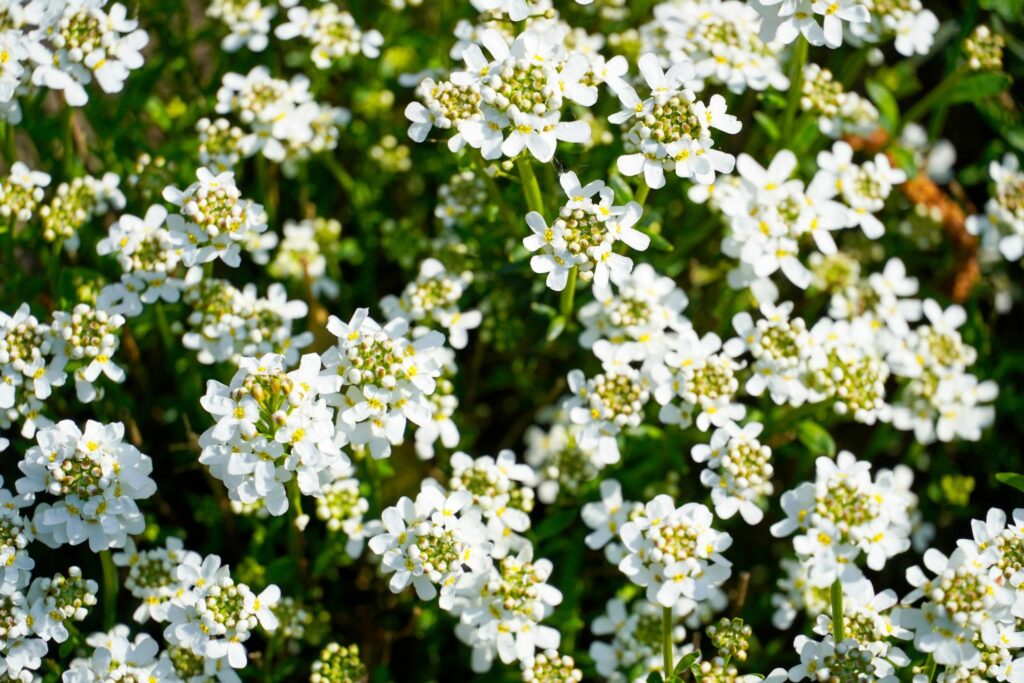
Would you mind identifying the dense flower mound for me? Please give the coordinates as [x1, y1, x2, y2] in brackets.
[0, 0, 1020, 681]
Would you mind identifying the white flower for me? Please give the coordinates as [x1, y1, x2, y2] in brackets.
[165, 554, 280, 670]
[727, 301, 814, 406]
[449, 450, 536, 558]
[452, 543, 562, 672]
[163, 167, 268, 268]
[380, 258, 482, 350]
[199, 353, 346, 515]
[639, 1, 789, 94]
[524, 173, 648, 291]
[276, 5, 383, 69]
[771, 451, 913, 587]
[322, 309, 449, 459]
[617, 494, 733, 609]
[788, 635, 898, 681]
[112, 537, 201, 624]
[27, 566, 98, 643]
[753, 0, 870, 48]
[29, 2, 149, 106]
[0, 162, 50, 222]
[566, 343, 651, 463]
[895, 546, 1015, 665]
[968, 154, 1024, 263]
[653, 329, 745, 431]
[581, 479, 642, 565]
[691, 421, 773, 524]
[17, 420, 156, 551]
[208, 0, 276, 53]
[368, 482, 491, 610]
[579, 262, 689, 361]
[426, 26, 595, 162]
[182, 273, 313, 366]
[610, 54, 739, 189]
[314, 466, 382, 558]
[589, 596, 689, 681]
[63, 628, 169, 682]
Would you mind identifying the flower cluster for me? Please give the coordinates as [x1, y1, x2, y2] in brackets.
[406, 25, 598, 162]
[771, 451, 916, 587]
[268, 217, 342, 299]
[617, 494, 733, 609]
[639, 0, 789, 94]
[524, 407, 609, 504]
[39, 172, 125, 248]
[164, 553, 280, 670]
[448, 449, 536, 558]
[207, 0, 276, 53]
[17, 420, 155, 551]
[800, 63, 880, 138]
[369, 481, 491, 610]
[609, 53, 741, 188]
[276, 4, 384, 68]
[1, 0, 147, 117]
[524, 172, 648, 291]
[894, 507, 1024, 670]
[199, 353, 346, 517]
[181, 273, 313, 366]
[589, 596, 690, 682]
[752, 0, 870, 49]
[214, 67, 349, 169]
[323, 308, 449, 459]
[0, 564, 98, 679]
[368, 461, 565, 676]
[381, 258, 482, 349]
[969, 153, 1024, 264]
[314, 462, 381, 558]
[691, 421, 774, 524]
[96, 204, 182, 314]
[0, 163, 50, 223]
[694, 143, 905, 292]
[163, 167, 269, 268]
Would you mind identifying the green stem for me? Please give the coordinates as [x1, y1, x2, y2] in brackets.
[781, 38, 808, 141]
[62, 106, 75, 179]
[322, 153, 356, 194]
[473, 154, 516, 228]
[560, 266, 578, 320]
[154, 302, 175, 352]
[99, 550, 118, 630]
[662, 606, 674, 680]
[3, 216, 14, 276]
[1, 122, 14, 163]
[903, 66, 968, 126]
[516, 156, 545, 215]
[925, 654, 937, 682]
[264, 634, 279, 682]
[831, 579, 844, 643]
[286, 479, 308, 581]
[634, 183, 651, 209]
[47, 240, 62, 300]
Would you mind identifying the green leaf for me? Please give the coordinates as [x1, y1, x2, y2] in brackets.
[996, 472, 1024, 493]
[675, 652, 700, 670]
[796, 420, 836, 457]
[646, 673, 664, 683]
[638, 227, 674, 252]
[947, 73, 1013, 105]
[533, 506, 577, 541]
[890, 147, 918, 178]
[980, 0, 1024, 21]
[530, 302, 558, 319]
[546, 315, 566, 342]
[865, 79, 900, 131]
[752, 111, 780, 141]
